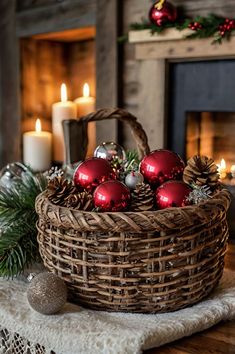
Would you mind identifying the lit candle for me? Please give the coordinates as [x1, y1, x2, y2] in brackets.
[74, 83, 96, 156]
[217, 158, 227, 180]
[23, 118, 52, 172]
[52, 83, 77, 163]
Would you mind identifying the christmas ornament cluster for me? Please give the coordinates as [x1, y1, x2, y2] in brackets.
[46, 142, 220, 213]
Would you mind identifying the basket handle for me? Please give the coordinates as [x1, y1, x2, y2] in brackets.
[80, 108, 150, 159]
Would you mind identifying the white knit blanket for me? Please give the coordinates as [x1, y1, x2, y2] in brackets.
[0, 270, 235, 354]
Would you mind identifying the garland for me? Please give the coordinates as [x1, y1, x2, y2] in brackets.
[130, 14, 235, 44]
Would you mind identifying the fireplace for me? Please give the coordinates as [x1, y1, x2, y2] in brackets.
[168, 60, 235, 162]
[168, 59, 235, 238]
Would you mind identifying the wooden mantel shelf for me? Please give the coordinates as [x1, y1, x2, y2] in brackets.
[129, 28, 192, 43]
[129, 29, 235, 60]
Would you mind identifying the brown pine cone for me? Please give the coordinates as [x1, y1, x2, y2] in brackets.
[47, 177, 77, 206]
[66, 191, 93, 211]
[183, 155, 219, 189]
[131, 183, 154, 212]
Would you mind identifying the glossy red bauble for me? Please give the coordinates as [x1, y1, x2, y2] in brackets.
[140, 149, 185, 187]
[149, 0, 177, 27]
[93, 180, 131, 212]
[74, 158, 116, 191]
[155, 181, 191, 209]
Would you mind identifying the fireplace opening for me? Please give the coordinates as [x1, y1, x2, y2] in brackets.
[168, 60, 235, 239]
[186, 111, 235, 173]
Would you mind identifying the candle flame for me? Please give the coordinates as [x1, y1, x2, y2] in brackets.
[61, 83, 67, 103]
[231, 165, 235, 173]
[35, 118, 41, 133]
[220, 158, 226, 170]
[217, 158, 227, 179]
[83, 83, 90, 98]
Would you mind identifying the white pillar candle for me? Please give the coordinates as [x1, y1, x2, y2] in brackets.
[23, 119, 52, 172]
[52, 83, 77, 163]
[74, 83, 96, 156]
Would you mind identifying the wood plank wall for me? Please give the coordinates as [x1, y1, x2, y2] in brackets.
[122, 0, 235, 150]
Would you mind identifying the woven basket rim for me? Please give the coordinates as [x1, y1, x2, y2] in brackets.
[36, 188, 230, 215]
[35, 188, 231, 233]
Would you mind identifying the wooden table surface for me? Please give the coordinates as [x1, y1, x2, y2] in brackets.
[145, 243, 235, 354]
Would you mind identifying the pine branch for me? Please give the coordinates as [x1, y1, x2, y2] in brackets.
[0, 169, 47, 277]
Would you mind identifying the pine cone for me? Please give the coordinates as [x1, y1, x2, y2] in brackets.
[66, 191, 93, 211]
[183, 155, 219, 189]
[47, 177, 77, 206]
[131, 183, 154, 212]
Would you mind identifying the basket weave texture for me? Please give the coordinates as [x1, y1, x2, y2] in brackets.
[35, 108, 231, 313]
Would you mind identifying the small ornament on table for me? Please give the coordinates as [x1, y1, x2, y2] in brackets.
[74, 157, 117, 191]
[183, 155, 219, 190]
[156, 180, 191, 209]
[131, 183, 155, 212]
[140, 149, 185, 187]
[94, 142, 126, 161]
[93, 180, 131, 212]
[27, 272, 67, 315]
[0, 162, 28, 189]
[149, 0, 177, 27]
[125, 171, 144, 190]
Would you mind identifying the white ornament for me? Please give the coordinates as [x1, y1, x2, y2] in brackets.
[125, 171, 144, 189]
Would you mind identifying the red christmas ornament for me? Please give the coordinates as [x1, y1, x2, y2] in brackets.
[140, 149, 185, 187]
[149, 0, 177, 27]
[74, 158, 116, 191]
[156, 181, 191, 209]
[93, 180, 131, 212]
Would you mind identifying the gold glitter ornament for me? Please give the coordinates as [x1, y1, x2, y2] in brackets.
[27, 272, 67, 315]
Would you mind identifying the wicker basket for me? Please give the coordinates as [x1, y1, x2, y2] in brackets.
[35, 108, 231, 313]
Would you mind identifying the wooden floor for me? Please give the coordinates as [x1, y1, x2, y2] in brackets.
[145, 243, 235, 354]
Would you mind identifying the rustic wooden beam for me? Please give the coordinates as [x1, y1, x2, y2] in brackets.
[16, 0, 96, 37]
[134, 37, 235, 60]
[95, 0, 120, 144]
[0, 0, 21, 167]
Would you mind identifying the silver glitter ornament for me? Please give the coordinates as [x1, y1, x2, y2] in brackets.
[94, 142, 126, 161]
[0, 162, 28, 189]
[27, 272, 67, 315]
[125, 171, 144, 189]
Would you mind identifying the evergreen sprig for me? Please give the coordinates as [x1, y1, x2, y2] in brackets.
[130, 14, 235, 44]
[0, 170, 47, 277]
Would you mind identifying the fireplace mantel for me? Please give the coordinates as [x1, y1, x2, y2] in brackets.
[129, 29, 235, 60]
[129, 29, 235, 151]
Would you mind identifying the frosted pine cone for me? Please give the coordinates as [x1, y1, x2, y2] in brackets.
[66, 191, 93, 211]
[47, 177, 77, 206]
[183, 155, 219, 189]
[131, 183, 154, 212]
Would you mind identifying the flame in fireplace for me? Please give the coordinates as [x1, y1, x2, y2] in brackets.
[35, 118, 41, 133]
[61, 83, 67, 103]
[83, 83, 90, 98]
